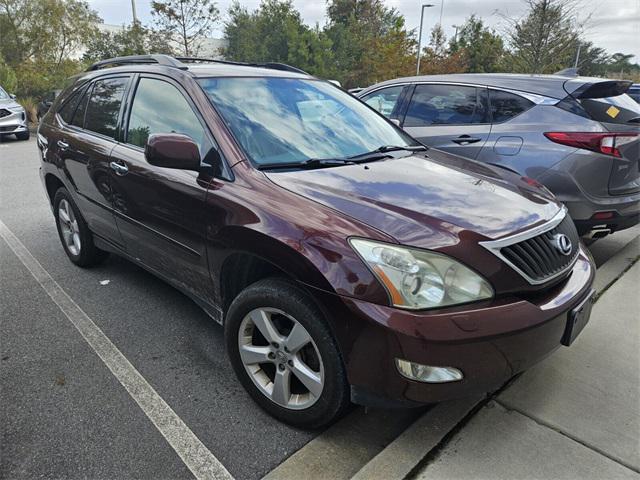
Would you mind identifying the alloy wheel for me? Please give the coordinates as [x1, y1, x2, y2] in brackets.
[238, 307, 324, 410]
[58, 199, 81, 256]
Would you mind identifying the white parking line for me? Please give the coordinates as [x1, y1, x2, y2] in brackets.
[0, 219, 233, 480]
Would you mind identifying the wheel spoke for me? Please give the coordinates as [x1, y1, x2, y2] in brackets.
[59, 204, 70, 223]
[71, 220, 79, 233]
[271, 369, 291, 406]
[239, 345, 272, 365]
[284, 322, 312, 353]
[72, 233, 81, 251]
[291, 358, 323, 397]
[250, 309, 282, 344]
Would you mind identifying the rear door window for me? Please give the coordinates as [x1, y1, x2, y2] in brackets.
[84, 77, 128, 139]
[489, 90, 534, 123]
[404, 84, 488, 126]
[71, 86, 91, 128]
[361, 86, 404, 117]
[58, 87, 85, 124]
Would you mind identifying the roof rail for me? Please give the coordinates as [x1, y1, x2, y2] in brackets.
[86, 54, 187, 72]
[174, 56, 308, 75]
[86, 54, 308, 75]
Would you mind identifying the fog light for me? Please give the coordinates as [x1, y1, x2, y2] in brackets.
[395, 358, 463, 383]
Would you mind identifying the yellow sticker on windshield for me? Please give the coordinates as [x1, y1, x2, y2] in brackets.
[606, 106, 620, 118]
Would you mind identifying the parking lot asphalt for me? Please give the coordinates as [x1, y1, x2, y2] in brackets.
[1, 136, 638, 479]
[1, 137, 315, 479]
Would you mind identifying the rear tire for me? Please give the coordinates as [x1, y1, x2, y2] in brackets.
[225, 277, 350, 429]
[16, 131, 30, 141]
[53, 187, 108, 267]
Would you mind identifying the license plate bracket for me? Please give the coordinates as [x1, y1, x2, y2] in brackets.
[562, 289, 595, 346]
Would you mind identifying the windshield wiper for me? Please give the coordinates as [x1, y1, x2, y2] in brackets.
[348, 144, 427, 160]
[257, 158, 356, 171]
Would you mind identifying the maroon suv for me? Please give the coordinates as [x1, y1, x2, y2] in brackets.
[38, 55, 595, 428]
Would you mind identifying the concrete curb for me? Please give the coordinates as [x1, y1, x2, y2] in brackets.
[592, 236, 639, 299]
[350, 397, 481, 480]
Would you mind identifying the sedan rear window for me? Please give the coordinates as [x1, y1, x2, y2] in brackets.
[197, 77, 412, 166]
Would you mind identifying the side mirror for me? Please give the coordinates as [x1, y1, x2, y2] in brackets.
[10, 93, 16, 99]
[390, 118, 401, 127]
[145, 133, 201, 171]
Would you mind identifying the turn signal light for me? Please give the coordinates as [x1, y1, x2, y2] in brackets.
[544, 132, 638, 158]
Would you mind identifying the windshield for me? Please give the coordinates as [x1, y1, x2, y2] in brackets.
[0, 86, 9, 100]
[198, 77, 415, 166]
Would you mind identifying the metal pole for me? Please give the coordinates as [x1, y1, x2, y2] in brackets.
[573, 43, 581, 69]
[131, 0, 138, 24]
[439, 0, 445, 27]
[416, 4, 435, 76]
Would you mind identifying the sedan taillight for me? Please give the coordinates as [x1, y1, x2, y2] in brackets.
[544, 132, 638, 158]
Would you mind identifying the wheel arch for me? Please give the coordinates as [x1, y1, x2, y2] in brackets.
[44, 173, 65, 206]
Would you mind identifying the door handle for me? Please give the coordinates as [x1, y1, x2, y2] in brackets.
[57, 140, 69, 150]
[452, 135, 482, 145]
[109, 161, 129, 176]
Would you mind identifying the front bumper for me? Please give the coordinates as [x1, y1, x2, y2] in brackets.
[0, 109, 28, 135]
[323, 247, 595, 407]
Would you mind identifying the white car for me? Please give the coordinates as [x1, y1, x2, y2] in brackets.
[0, 86, 29, 141]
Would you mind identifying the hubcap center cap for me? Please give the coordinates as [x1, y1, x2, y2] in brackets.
[275, 351, 287, 363]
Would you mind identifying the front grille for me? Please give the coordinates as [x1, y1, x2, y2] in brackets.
[480, 209, 581, 285]
[0, 109, 11, 118]
[500, 216, 579, 283]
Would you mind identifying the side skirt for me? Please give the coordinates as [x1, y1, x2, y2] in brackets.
[93, 234, 224, 325]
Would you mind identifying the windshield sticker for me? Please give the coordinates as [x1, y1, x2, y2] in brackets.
[606, 106, 620, 118]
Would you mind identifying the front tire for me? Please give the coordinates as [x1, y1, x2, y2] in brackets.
[53, 187, 108, 267]
[225, 278, 350, 429]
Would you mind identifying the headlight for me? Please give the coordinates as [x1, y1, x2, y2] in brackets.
[350, 238, 493, 310]
[8, 106, 25, 112]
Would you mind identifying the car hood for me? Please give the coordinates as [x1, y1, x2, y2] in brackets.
[0, 98, 22, 109]
[264, 150, 561, 249]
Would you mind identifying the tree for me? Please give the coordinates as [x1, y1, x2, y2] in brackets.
[0, 0, 100, 98]
[0, 54, 18, 92]
[325, 0, 416, 87]
[151, 0, 219, 56]
[449, 15, 505, 73]
[0, 0, 100, 66]
[418, 24, 467, 75]
[83, 22, 174, 63]
[224, 0, 335, 79]
[504, 0, 585, 74]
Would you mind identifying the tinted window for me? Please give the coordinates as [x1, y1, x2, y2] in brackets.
[405, 85, 488, 126]
[580, 93, 640, 125]
[362, 86, 404, 117]
[127, 78, 207, 150]
[489, 90, 533, 123]
[58, 88, 85, 124]
[198, 77, 414, 166]
[71, 87, 91, 128]
[84, 77, 128, 139]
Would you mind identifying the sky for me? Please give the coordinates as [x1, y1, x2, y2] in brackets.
[88, 0, 640, 61]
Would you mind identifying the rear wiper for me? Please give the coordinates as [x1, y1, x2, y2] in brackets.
[348, 144, 427, 160]
[257, 158, 355, 171]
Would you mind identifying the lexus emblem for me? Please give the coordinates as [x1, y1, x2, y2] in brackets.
[552, 233, 572, 256]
